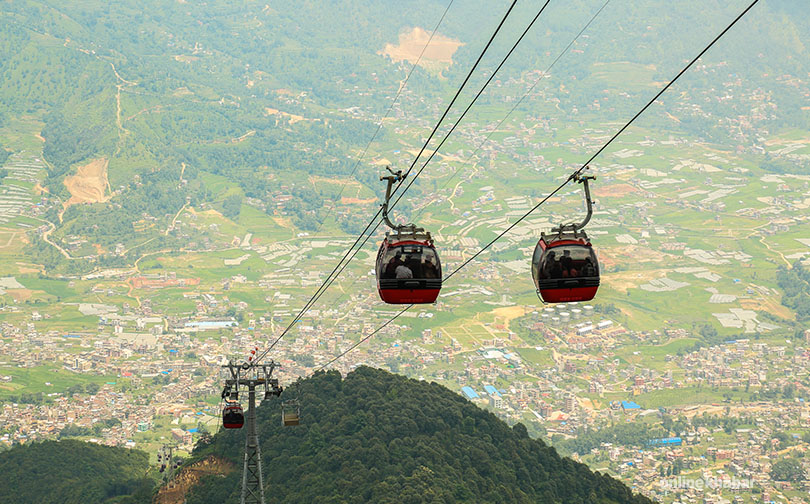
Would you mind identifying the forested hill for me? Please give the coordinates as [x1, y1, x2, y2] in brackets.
[0, 368, 652, 503]
[0, 439, 153, 504]
[185, 367, 653, 504]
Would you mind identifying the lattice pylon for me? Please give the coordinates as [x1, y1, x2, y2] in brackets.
[241, 387, 265, 504]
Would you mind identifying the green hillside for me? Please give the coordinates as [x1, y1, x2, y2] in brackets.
[0, 439, 153, 504]
[186, 367, 653, 504]
[1, 0, 809, 273]
[1, 2, 809, 502]
[0, 370, 653, 503]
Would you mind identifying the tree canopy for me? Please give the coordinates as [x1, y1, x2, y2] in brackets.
[187, 366, 652, 504]
[777, 261, 810, 320]
[0, 439, 153, 504]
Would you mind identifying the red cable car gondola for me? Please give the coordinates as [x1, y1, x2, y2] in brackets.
[532, 173, 600, 303]
[222, 401, 244, 429]
[375, 167, 442, 304]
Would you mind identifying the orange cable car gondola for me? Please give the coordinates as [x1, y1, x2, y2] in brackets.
[375, 167, 442, 304]
[532, 173, 600, 303]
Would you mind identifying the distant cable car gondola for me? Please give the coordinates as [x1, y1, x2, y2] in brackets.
[532, 173, 600, 303]
[281, 399, 300, 426]
[281, 382, 301, 426]
[375, 167, 442, 304]
[222, 401, 244, 429]
[221, 381, 244, 429]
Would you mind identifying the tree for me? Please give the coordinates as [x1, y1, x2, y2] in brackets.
[222, 194, 242, 220]
[699, 324, 718, 341]
[770, 458, 804, 482]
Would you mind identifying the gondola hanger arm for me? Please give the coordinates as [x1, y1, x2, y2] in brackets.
[552, 170, 595, 236]
[380, 166, 424, 234]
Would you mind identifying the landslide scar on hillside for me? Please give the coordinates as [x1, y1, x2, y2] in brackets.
[63, 158, 111, 206]
[155, 456, 235, 504]
[379, 27, 464, 71]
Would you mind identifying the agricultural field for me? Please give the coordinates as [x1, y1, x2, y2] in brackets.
[1, 1, 809, 501]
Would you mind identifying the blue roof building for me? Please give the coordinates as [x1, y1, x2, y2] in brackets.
[621, 400, 641, 410]
[648, 437, 682, 447]
[461, 386, 479, 400]
[483, 385, 501, 397]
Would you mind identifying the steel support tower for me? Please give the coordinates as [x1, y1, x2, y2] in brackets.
[241, 383, 264, 504]
[222, 361, 281, 504]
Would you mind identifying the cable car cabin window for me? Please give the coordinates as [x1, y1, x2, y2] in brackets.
[531, 242, 544, 284]
[538, 245, 598, 280]
[380, 245, 441, 280]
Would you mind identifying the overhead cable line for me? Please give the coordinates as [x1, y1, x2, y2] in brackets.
[304, 0, 557, 319]
[319, 0, 762, 371]
[255, 0, 519, 361]
[315, 0, 616, 330]
[412, 0, 612, 221]
[311, 0, 565, 319]
[259, 0, 458, 357]
[313, 0, 456, 234]
[318, 305, 412, 371]
[388, 0, 519, 200]
[257, 208, 383, 359]
[388, 0, 552, 212]
[293, 219, 384, 322]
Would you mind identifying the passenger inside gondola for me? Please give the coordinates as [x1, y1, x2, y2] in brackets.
[395, 260, 413, 278]
[404, 254, 420, 277]
[423, 256, 439, 279]
[581, 257, 596, 277]
[551, 262, 563, 278]
[538, 246, 598, 280]
[381, 245, 441, 280]
[385, 251, 404, 278]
